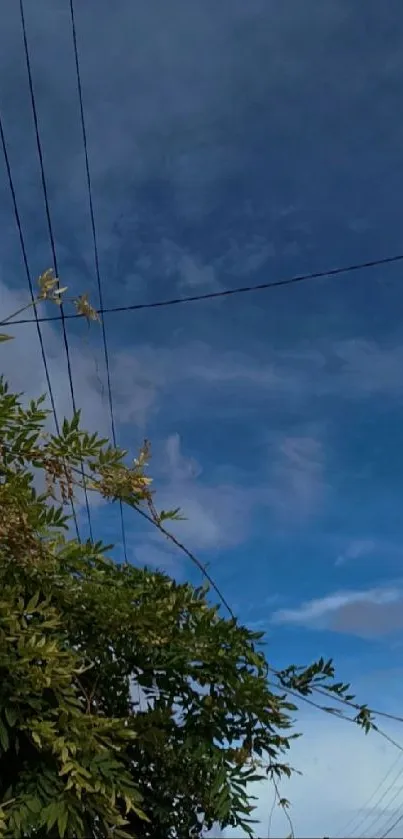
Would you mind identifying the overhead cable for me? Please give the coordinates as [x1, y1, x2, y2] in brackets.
[69, 0, 128, 561]
[19, 0, 93, 539]
[6, 250, 403, 326]
[0, 106, 81, 541]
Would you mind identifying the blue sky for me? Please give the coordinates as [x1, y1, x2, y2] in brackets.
[2, 1, 403, 835]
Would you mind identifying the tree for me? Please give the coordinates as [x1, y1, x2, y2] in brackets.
[0, 275, 371, 838]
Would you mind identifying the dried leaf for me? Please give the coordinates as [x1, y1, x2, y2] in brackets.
[74, 293, 100, 323]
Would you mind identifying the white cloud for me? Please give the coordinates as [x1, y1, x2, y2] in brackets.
[106, 335, 403, 434]
[266, 435, 326, 519]
[0, 279, 151, 517]
[273, 587, 400, 623]
[151, 431, 328, 558]
[152, 433, 258, 551]
[177, 252, 220, 291]
[163, 433, 202, 481]
[8, 275, 403, 442]
[132, 540, 182, 577]
[1, 277, 330, 554]
[0, 279, 111, 436]
[109, 341, 322, 430]
[271, 585, 403, 638]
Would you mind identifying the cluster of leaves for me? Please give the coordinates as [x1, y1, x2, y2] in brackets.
[0, 275, 370, 837]
[275, 660, 375, 732]
[0, 382, 148, 837]
[0, 377, 368, 838]
[0, 269, 99, 346]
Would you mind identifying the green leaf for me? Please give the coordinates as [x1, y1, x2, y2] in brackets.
[43, 802, 60, 831]
[4, 707, 17, 728]
[25, 797, 42, 814]
[25, 591, 40, 613]
[0, 333, 14, 343]
[57, 807, 68, 837]
[0, 719, 9, 751]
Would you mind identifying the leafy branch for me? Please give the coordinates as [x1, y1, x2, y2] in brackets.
[0, 268, 99, 343]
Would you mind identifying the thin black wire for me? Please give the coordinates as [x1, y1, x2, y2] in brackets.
[281, 687, 403, 758]
[380, 811, 403, 838]
[0, 107, 80, 541]
[69, 0, 128, 562]
[62, 458, 235, 617]
[267, 783, 277, 838]
[19, 0, 93, 539]
[360, 774, 403, 838]
[349, 758, 403, 837]
[6, 250, 403, 326]
[333, 753, 403, 837]
[132, 502, 235, 617]
[310, 684, 403, 727]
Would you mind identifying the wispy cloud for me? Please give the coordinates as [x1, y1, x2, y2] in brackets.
[132, 429, 329, 573]
[6, 261, 403, 439]
[131, 239, 222, 294]
[266, 435, 326, 519]
[1, 275, 331, 549]
[217, 235, 275, 277]
[272, 585, 403, 638]
[332, 339, 403, 397]
[335, 538, 376, 567]
[151, 433, 258, 551]
[107, 336, 403, 431]
[0, 279, 112, 437]
[132, 540, 182, 577]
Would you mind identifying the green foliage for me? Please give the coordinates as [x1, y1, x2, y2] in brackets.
[0, 335, 369, 836]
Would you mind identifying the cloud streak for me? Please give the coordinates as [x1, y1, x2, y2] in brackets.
[272, 585, 403, 638]
[335, 538, 375, 567]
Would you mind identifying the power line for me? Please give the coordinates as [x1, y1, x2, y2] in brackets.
[271, 683, 403, 754]
[346, 756, 403, 837]
[362, 779, 403, 837]
[68, 0, 128, 563]
[0, 105, 80, 541]
[380, 811, 403, 838]
[6, 250, 403, 326]
[311, 684, 403, 727]
[19, 0, 93, 539]
[132, 502, 235, 618]
[329, 696, 403, 838]
[270, 667, 403, 732]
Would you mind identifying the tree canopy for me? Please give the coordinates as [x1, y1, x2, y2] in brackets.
[0, 278, 372, 838]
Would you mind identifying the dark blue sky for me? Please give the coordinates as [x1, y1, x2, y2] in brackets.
[2, 1, 403, 834]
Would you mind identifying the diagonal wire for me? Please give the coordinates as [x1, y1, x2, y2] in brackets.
[349, 757, 403, 837]
[0, 106, 80, 541]
[69, 0, 128, 562]
[132, 502, 235, 617]
[357, 769, 403, 838]
[380, 811, 403, 838]
[333, 753, 403, 837]
[309, 683, 403, 726]
[6, 250, 403, 326]
[19, 0, 93, 539]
